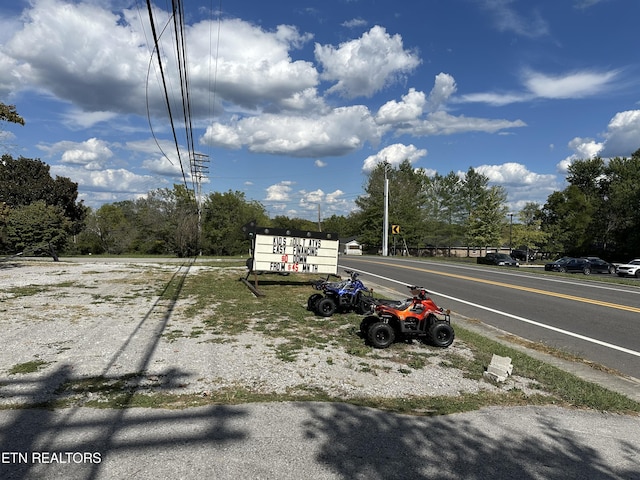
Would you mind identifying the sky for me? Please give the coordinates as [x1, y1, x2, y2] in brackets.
[1, 0, 639, 221]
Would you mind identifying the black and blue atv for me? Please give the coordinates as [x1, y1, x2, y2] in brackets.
[307, 270, 376, 317]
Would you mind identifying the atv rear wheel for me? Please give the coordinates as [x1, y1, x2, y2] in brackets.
[367, 322, 395, 349]
[307, 293, 323, 311]
[316, 297, 337, 317]
[429, 322, 454, 348]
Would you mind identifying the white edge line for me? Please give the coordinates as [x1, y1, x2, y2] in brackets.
[342, 265, 640, 358]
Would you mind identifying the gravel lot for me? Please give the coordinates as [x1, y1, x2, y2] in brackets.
[0, 258, 544, 408]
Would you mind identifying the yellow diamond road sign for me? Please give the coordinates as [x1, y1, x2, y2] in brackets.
[392, 225, 400, 234]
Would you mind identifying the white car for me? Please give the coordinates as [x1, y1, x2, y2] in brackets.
[616, 259, 640, 278]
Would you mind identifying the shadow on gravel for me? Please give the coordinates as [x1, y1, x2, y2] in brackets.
[301, 402, 638, 480]
[0, 258, 251, 480]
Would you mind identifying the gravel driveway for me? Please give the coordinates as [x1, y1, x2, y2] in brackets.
[0, 258, 537, 408]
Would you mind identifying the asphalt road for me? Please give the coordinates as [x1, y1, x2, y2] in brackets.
[338, 256, 640, 381]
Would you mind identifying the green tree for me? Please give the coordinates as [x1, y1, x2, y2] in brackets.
[0, 155, 86, 253]
[423, 172, 464, 254]
[601, 149, 640, 257]
[0, 103, 25, 125]
[5, 201, 70, 256]
[465, 185, 507, 252]
[540, 185, 594, 255]
[354, 160, 428, 251]
[510, 202, 547, 259]
[202, 190, 269, 255]
[94, 203, 133, 254]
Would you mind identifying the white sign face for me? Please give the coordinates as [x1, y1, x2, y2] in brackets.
[253, 234, 339, 274]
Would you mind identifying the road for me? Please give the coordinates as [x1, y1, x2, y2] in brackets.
[338, 256, 640, 380]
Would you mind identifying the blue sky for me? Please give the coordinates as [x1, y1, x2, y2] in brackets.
[1, 0, 639, 220]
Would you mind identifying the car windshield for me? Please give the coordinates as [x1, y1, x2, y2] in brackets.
[628, 260, 640, 265]
[555, 257, 570, 264]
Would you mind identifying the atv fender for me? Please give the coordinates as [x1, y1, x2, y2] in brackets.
[359, 315, 380, 336]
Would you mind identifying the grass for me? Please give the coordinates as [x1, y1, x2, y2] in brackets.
[8, 360, 50, 375]
[3, 263, 639, 415]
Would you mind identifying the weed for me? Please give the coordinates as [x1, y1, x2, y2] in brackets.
[8, 360, 50, 375]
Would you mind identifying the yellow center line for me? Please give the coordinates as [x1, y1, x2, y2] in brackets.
[355, 259, 640, 314]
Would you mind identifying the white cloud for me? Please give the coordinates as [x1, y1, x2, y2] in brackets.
[376, 88, 426, 125]
[51, 164, 162, 196]
[427, 73, 457, 112]
[524, 69, 620, 99]
[341, 18, 368, 29]
[202, 105, 382, 157]
[314, 159, 327, 168]
[475, 162, 557, 186]
[480, 0, 550, 38]
[362, 143, 427, 172]
[458, 68, 621, 106]
[407, 111, 526, 136]
[558, 110, 640, 171]
[38, 137, 114, 170]
[600, 110, 640, 157]
[266, 181, 294, 201]
[315, 26, 421, 98]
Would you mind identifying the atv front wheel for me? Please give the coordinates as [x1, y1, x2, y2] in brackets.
[367, 322, 395, 349]
[356, 295, 375, 315]
[307, 293, 323, 311]
[316, 297, 337, 317]
[429, 322, 455, 348]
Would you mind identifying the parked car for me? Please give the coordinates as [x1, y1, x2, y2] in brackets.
[581, 257, 616, 274]
[544, 257, 592, 274]
[615, 259, 640, 278]
[477, 252, 519, 267]
[510, 249, 536, 262]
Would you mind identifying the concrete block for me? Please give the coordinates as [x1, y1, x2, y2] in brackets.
[484, 354, 513, 382]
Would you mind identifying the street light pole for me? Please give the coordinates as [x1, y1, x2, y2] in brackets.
[382, 160, 389, 256]
[508, 212, 514, 253]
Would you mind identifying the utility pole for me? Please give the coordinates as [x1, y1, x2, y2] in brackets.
[192, 153, 209, 256]
[382, 160, 390, 256]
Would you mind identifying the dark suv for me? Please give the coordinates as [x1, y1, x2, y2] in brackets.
[477, 252, 519, 267]
[544, 257, 591, 274]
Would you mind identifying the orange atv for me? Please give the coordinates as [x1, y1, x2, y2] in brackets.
[359, 286, 454, 349]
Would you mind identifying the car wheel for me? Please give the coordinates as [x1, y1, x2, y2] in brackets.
[583, 267, 591, 275]
[608, 266, 615, 274]
[307, 293, 323, 311]
[429, 322, 455, 348]
[316, 297, 337, 317]
[367, 322, 395, 349]
[559, 267, 567, 273]
[636, 271, 640, 279]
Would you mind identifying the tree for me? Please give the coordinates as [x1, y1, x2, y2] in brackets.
[354, 160, 428, 250]
[465, 185, 507, 252]
[5, 201, 70, 257]
[94, 203, 133, 254]
[423, 172, 464, 254]
[0, 155, 85, 224]
[202, 190, 269, 255]
[601, 150, 640, 257]
[0, 103, 25, 126]
[510, 202, 547, 258]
